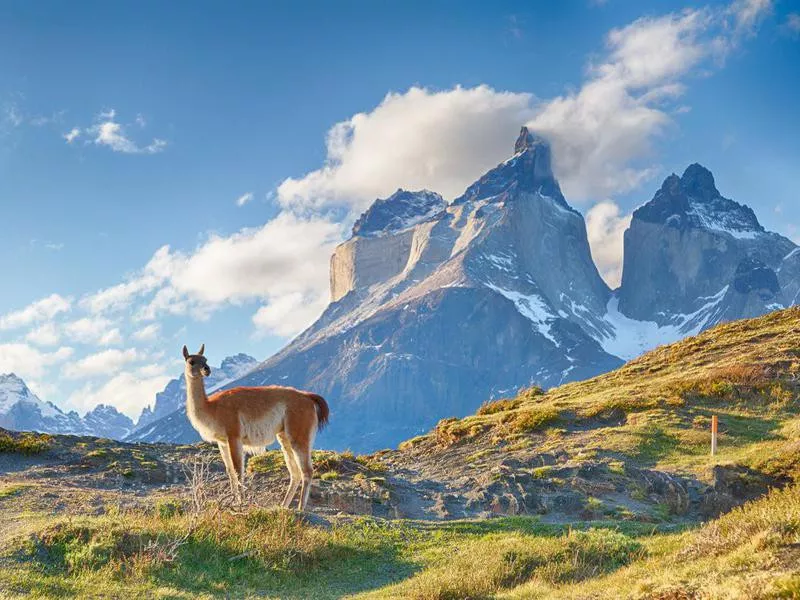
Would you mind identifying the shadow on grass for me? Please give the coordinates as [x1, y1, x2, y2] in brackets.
[408, 515, 685, 538]
[151, 536, 419, 600]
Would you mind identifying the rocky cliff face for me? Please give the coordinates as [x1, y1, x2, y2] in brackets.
[330, 189, 446, 303]
[618, 164, 795, 330]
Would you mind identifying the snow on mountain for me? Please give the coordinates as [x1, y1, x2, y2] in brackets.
[82, 404, 135, 440]
[0, 373, 86, 435]
[352, 189, 446, 237]
[618, 164, 795, 331]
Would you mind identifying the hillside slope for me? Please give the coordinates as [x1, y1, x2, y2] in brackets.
[1, 308, 800, 597]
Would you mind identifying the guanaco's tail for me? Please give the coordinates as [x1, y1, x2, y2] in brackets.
[309, 393, 330, 430]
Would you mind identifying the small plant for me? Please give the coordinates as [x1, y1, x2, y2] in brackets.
[247, 451, 284, 474]
[607, 461, 626, 475]
[156, 498, 184, 519]
[510, 407, 560, 434]
[477, 397, 522, 415]
[354, 455, 386, 472]
[531, 466, 553, 479]
[320, 470, 339, 480]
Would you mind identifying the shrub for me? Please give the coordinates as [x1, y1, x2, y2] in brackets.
[477, 397, 522, 416]
[247, 451, 285, 474]
[0, 432, 52, 455]
[155, 498, 184, 519]
[510, 407, 560, 434]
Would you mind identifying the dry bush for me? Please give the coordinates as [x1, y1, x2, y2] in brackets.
[478, 397, 522, 416]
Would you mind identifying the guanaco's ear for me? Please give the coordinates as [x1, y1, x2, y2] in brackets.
[182, 345, 189, 360]
[198, 344, 205, 356]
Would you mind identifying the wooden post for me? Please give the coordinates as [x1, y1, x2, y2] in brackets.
[711, 415, 718, 456]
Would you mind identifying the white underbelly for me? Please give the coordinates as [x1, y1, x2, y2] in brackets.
[241, 406, 285, 452]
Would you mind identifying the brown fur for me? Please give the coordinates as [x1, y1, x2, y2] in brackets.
[182, 345, 329, 510]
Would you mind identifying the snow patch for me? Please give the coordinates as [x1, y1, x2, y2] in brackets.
[688, 201, 760, 240]
[599, 287, 728, 360]
[486, 284, 557, 344]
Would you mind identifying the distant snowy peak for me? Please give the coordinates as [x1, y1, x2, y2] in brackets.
[352, 189, 446, 237]
[0, 372, 87, 435]
[83, 404, 134, 440]
[634, 164, 764, 238]
[0, 373, 55, 417]
[453, 127, 572, 212]
[218, 353, 259, 380]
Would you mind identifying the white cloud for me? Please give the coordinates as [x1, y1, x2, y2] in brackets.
[277, 2, 769, 209]
[65, 109, 167, 154]
[63, 317, 120, 345]
[138, 212, 345, 334]
[586, 201, 633, 288]
[81, 246, 172, 314]
[3, 102, 23, 128]
[729, 0, 772, 35]
[98, 328, 123, 345]
[0, 344, 73, 380]
[235, 192, 254, 207]
[132, 323, 161, 342]
[25, 323, 61, 347]
[67, 371, 171, 419]
[252, 292, 328, 338]
[91, 120, 166, 154]
[136, 363, 167, 378]
[527, 9, 714, 200]
[62, 348, 139, 379]
[277, 85, 534, 210]
[63, 128, 80, 144]
[785, 13, 800, 34]
[0, 294, 71, 330]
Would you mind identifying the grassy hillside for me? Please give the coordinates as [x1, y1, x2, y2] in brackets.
[2, 307, 800, 598]
[428, 305, 800, 482]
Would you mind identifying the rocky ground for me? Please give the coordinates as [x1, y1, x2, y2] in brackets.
[0, 420, 779, 531]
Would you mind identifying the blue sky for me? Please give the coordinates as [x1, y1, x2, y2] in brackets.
[0, 0, 797, 418]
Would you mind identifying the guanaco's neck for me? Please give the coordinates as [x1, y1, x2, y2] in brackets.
[185, 372, 209, 416]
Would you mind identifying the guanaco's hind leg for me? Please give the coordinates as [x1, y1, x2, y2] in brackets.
[277, 432, 301, 508]
[292, 444, 314, 511]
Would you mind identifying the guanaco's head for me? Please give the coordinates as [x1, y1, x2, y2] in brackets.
[182, 344, 211, 379]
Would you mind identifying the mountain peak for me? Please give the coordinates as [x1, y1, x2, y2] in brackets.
[0, 372, 24, 383]
[513, 126, 549, 154]
[453, 127, 568, 208]
[681, 163, 718, 201]
[351, 189, 446, 237]
[514, 126, 533, 153]
[634, 164, 763, 237]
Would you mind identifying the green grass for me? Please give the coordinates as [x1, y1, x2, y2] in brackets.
[6, 484, 797, 599]
[0, 484, 30, 500]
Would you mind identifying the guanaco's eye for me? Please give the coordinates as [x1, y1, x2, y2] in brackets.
[188, 359, 195, 366]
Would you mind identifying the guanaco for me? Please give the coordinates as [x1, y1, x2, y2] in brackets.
[182, 344, 329, 510]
